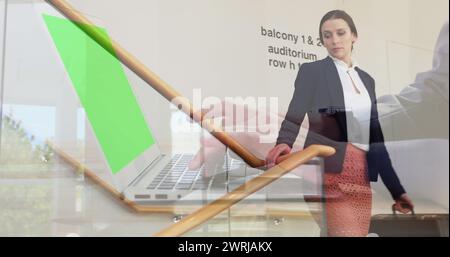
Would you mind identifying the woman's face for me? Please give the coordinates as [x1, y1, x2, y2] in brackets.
[321, 18, 357, 65]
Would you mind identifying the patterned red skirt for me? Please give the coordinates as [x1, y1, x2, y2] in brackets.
[322, 143, 372, 237]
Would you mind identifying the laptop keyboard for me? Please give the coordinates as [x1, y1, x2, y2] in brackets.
[146, 154, 246, 191]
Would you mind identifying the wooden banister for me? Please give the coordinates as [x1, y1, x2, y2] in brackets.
[45, 140, 177, 212]
[154, 144, 335, 237]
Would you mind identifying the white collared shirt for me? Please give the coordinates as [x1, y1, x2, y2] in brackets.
[330, 56, 371, 151]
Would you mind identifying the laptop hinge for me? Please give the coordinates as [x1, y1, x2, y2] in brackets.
[125, 153, 166, 189]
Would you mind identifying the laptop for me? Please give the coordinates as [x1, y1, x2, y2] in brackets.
[37, 4, 323, 206]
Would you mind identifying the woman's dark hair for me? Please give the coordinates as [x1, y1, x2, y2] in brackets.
[319, 10, 358, 45]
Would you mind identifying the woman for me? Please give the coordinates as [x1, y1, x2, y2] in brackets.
[266, 10, 414, 237]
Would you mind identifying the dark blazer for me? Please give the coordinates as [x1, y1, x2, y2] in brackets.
[276, 56, 406, 200]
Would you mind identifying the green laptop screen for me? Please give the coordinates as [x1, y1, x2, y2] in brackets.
[43, 14, 155, 174]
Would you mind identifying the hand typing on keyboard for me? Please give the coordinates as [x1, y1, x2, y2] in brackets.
[188, 135, 227, 177]
[187, 100, 306, 176]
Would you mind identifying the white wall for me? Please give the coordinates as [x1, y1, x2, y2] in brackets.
[5, 0, 448, 138]
[65, 0, 448, 121]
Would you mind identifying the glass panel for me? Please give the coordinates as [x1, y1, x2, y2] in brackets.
[2, 0, 447, 238]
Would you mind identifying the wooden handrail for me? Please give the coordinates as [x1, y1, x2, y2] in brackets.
[154, 144, 335, 237]
[45, 140, 175, 213]
[45, 0, 266, 168]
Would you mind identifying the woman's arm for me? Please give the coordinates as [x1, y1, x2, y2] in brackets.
[276, 63, 316, 147]
[369, 87, 407, 200]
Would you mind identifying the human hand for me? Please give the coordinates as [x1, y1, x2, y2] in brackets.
[188, 132, 270, 177]
[265, 143, 292, 168]
[393, 193, 414, 214]
[187, 100, 285, 176]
